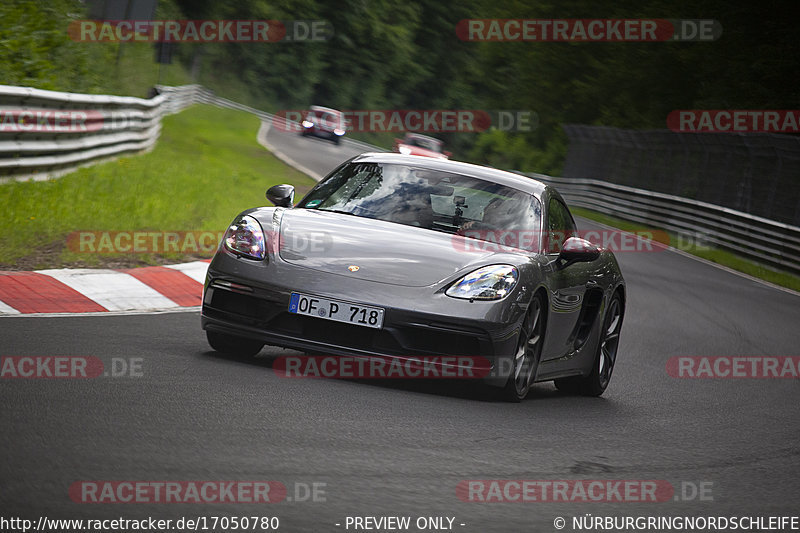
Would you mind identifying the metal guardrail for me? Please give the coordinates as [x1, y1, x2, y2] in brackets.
[0, 84, 202, 183]
[0, 83, 384, 184]
[525, 172, 800, 275]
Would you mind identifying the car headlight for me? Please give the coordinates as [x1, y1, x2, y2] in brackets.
[445, 265, 518, 301]
[302, 120, 314, 128]
[223, 215, 266, 260]
[398, 146, 412, 155]
[333, 128, 345, 136]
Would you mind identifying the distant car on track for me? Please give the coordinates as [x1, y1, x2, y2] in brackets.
[202, 153, 625, 401]
[394, 133, 450, 159]
[300, 105, 346, 145]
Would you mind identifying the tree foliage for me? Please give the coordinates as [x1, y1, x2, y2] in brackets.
[2, 0, 798, 173]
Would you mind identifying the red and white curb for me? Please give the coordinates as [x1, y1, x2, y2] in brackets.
[0, 260, 209, 316]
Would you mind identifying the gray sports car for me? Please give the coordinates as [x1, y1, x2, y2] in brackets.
[201, 153, 625, 401]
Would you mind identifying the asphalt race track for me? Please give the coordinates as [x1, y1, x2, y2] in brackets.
[1, 124, 799, 532]
[261, 120, 383, 181]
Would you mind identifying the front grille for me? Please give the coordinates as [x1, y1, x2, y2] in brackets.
[400, 325, 482, 356]
[266, 312, 484, 357]
[205, 289, 490, 358]
[203, 288, 277, 328]
[268, 313, 401, 352]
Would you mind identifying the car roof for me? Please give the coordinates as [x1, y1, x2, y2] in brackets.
[350, 152, 548, 196]
[405, 133, 442, 143]
[309, 105, 342, 115]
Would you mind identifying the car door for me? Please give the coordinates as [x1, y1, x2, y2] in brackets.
[540, 193, 592, 362]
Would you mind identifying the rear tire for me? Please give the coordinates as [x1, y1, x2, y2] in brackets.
[554, 292, 623, 396]
[206, 331, 264, 357]
[501, 294, 546, 402]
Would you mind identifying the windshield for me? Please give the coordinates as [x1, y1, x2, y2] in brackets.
[407, 136, 442, 152]
[296, 163, 542, 251]
[307, 109, 342, 126]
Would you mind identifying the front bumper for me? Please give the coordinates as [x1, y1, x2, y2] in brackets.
[302, 126, 342, 140]
[201, 254, 526, 387]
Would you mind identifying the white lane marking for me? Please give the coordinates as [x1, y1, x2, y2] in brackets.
[257, 120, 323, 182]
[0, 299, 21, 315]
[576, 216, 800, 298]
[34, 269, 179, 311]
[664, 246, 800, 297]
[164, 261, 209, 284]
[0, 306, 200, 319]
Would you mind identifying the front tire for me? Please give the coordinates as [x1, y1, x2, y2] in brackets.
[502, 294, 546, 402]
[206, 331, 264, 357]
[555, 292, 623, 396]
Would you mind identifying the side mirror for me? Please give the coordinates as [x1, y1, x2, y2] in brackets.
[266, 184, 295, 207]
[558, 237, 600, 265]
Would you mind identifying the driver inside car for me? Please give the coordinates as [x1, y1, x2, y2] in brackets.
[459, 197, 507, 231]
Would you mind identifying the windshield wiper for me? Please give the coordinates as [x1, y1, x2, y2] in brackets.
[316, 208, 358, 216]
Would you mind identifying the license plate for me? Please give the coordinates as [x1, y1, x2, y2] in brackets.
[288, 292, 385, 329]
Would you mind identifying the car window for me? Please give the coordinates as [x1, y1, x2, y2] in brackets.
[429, 186, 484, 219]
[298, 163, 542, 248]
[547, 197, 577, 253]
[319, 112, 338, 124]
[309, 164, 382, 210]
[408, 136, 441, 151]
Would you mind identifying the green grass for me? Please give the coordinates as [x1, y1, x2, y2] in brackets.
[571, 207, 800, 292]
[0, 104, 315, 270]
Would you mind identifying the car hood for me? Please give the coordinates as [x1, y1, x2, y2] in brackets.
[277, 209, 503, 287]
